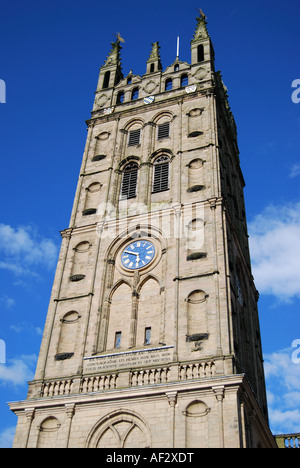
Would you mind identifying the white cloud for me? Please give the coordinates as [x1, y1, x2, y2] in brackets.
[289, 163, 300, 178]
[0, 295, 15, 309]
[0, 224, 58, 277]
[0, 426, 16, 448]
[10, 322, 43, 336]
[249, 202, 300, 302]
[264, 347, 300, 434]
[265, 348, 300, 389]
[269, 408, 300, 434]
[0, 354, 37, 387]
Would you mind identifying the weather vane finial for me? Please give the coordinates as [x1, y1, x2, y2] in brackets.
[196, 8, 207, 19]
[114, 32, 125, 43]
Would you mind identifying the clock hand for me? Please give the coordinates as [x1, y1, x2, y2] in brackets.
[124, 250, 139, 256]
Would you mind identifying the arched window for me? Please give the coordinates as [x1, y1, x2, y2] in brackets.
[117, 91, 124, 104]
[103, 71, 110, 89]
[120, 162, 138, 200]
[165, 78, 172, 91]
[70, 241, 91, 282]
[83, 182, 101, 216]
[106, 282, 132, 350]
[37, 417, 60, 448]
[56, 311, 81, 360]
[197, 45, 204, 62]
[181, 74, 188, 87]
[152, 155, 170, 193]
[185, 401, 209, 448]
[131, 87, 139, 100]
[86, 410, 151, 448]
[187, 158, 204, 192]
[186, 289, 207, 335]
[136, 277, 161, 347]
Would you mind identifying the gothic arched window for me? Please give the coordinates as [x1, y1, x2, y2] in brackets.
[120, 162, 138, 200]
[152, 156, 170, 193]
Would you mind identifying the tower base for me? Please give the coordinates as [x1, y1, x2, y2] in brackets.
[9, 373, 276, 448]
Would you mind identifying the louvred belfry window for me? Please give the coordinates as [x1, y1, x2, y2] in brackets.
[152, 156, 170, 193]
[128, 128, 141, 146]
[157, 122, 170, 140]
[120, 162, 138, 200]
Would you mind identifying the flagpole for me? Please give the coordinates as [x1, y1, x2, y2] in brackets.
[176, 36, 179, 59]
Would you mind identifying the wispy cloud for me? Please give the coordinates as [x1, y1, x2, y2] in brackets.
[10, 322, 43, 336]
[0, 295, 15, 309]
[289, 163, 300, 179]
[0, 354, 37, 387]
[249, 202, 300, 302]
[0, 224, 58, 278]
[0, 426, 16, 448]
[257, 140, 277, 156]
[264, 347, 300, 434]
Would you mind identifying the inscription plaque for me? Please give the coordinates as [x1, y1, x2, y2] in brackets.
[84, 346, 174, 374]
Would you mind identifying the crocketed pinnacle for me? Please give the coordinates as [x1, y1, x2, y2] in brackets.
[191, 10, 210, 43]
[102, 39, 123, 69]
[147, 42, 162, 62]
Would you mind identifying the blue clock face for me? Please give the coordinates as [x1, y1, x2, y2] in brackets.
[121, 240, 155, 270]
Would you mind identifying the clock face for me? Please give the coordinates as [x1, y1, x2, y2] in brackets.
[121, 240, 155, 270]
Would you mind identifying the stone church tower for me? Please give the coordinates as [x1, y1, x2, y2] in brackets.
[10, 13, 276, 448]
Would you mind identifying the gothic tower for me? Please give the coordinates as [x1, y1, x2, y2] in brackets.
[10, 13, 276, 448]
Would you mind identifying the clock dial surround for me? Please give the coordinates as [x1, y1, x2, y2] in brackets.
[121, 240, 156, 270]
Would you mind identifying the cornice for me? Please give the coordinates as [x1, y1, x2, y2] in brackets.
[87, 84, 215, 126]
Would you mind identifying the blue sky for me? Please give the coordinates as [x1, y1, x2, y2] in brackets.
[0, 0, 299, 448]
